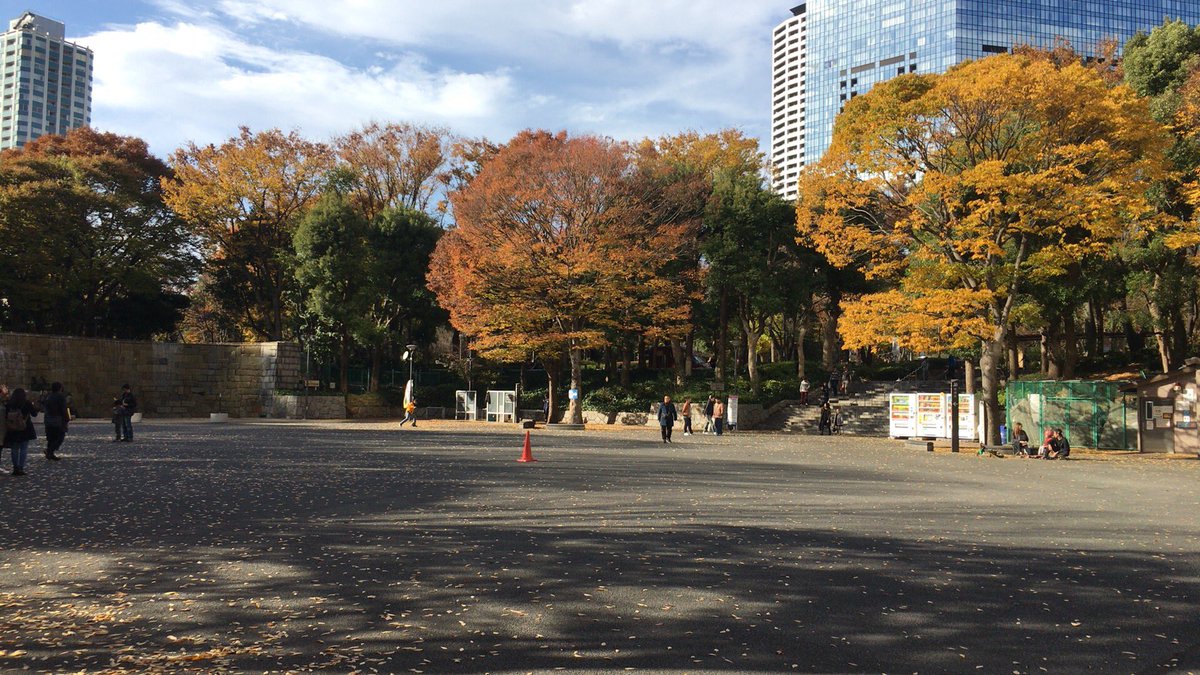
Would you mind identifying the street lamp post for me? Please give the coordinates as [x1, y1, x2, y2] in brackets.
[405, 343, 418, 406]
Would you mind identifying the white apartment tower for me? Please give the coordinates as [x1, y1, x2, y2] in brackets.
[0, 11, 93, 150]
[770, 4, 806, 202]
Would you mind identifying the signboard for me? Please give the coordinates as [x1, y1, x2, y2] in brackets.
[945, 393, 976, 440]
[568, 388, 579, 401]
[889, 393, 917, 437]
[916, 393, 946, 438]
[727, 395, 739, 428]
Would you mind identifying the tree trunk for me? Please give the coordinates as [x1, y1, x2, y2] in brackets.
[566, 346, 585, 424]
[1039, 329, 1050, 376]
[620, 336, 632, 388]
[1171, 309, 1188, 369]
[796, 322, 808, 380]
[1084, 301, 1098, 357]
[1148, 283, 1172, 373]
[369, 344, 382, 393]
[965, 359, 976, 395]
[980, 333, 1004, 445]
[746, 324, 763, 396]
[685, 331, 694, 377]
[1006, 326, 1019, 381]
[544, 355, 561, 424]
[339, 328, 350, 394]
[670, 337, 686, 387]
[821, 302, 840, 371]
[716, 287, 729, 388]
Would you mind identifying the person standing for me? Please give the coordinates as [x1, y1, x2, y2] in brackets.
[799, 378, 810, 405]
[657, 395, 678, 443]
[702, 395, 716, 434]
[399, 397, 418, 427]
[680, 398, 693, 436]
[818, 402, 832, 435]
[42, 382, 68, 461]
[713, 398, 726, 436]
[4, 388, 40, 475]
[112, 384, 137, 442]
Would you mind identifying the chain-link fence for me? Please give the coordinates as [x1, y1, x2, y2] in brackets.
[1006, 380, 1135, 450]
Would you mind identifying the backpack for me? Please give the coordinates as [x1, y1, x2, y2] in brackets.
[5, 408, 27, 432]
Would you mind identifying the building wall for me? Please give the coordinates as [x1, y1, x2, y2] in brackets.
[0, 12, 94, 150]
[777, 0, 1200, 189]
[770, 5, 808, 201]
[0, 332, 302, 418]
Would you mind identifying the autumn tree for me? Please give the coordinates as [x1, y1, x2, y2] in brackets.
[1124, 20, 1200, 371]
[798, 53, 1169, 442]
[429, 130, 693, 424]
[637, 129, 765, 387]
[164, 127, 334, 341]
[336, 121, 455, 220]
[0, 128, 195, 338]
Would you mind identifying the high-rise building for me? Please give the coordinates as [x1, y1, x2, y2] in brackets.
[771, 0, 1200, 201]
[0, 11, 93, 151]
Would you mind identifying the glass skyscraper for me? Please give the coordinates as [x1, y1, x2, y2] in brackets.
[771, 0, 1200, 201]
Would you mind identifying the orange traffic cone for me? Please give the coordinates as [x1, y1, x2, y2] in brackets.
[518, 430, 537, 463]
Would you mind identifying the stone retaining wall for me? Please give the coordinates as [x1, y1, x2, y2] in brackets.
[0, 332, 302, 418]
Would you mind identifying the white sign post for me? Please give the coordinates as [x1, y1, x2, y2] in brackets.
[727, 395, 739, 430]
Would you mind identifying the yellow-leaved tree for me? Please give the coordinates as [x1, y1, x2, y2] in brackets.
[797, 52, 1169, 442]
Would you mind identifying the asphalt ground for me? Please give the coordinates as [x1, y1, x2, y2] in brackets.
[1, 419, 1198, 674]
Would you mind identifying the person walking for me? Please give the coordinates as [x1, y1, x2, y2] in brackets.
[713, 398, 726, 436]
[702, 395, 716, 434]
[112, 384, 137, 442]
[4, 388, 40, 476]
[41, 382, 68, 461]
[399, 398, 418, 427]
[657, 395, 678, 443]
[681, 398, 693, 436]
[799, 378, 810, 405]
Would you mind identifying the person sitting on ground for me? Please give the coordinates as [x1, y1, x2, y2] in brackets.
[1049, 428, 1071, 460]
[1011, 422, 1031, 456]
[1036, 429, 1059, 459]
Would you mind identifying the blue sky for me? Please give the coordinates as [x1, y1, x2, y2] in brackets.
[2, 1, 784, 157]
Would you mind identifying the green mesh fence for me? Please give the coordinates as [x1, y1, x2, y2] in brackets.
[1006, 380, 1135, 450]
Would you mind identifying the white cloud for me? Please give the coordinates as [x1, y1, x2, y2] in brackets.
[77, 21, 517, 155]
[78, 1, 783, 155]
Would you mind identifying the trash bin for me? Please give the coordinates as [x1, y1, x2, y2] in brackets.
[999, 424, 1008, 445]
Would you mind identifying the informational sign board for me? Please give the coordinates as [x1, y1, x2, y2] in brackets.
[486, 390, 516, 423]
[727, 395, 739, 428]
[889, 393, 917, 437]
[568, 388, 579, 401]
[455, 390, 477, 421]
[916, 393, 946, 438]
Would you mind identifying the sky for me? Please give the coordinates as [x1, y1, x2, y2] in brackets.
[1, 0, 786, 157]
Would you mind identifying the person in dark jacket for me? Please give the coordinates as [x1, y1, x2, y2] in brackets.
[4, 388, 40, 475]
[41, 382, 69, 461]
[818, 402, 832, 435]
[702, 395, 716, 434]
[112, 384, 137, 442]
[657, 395, 678, 443]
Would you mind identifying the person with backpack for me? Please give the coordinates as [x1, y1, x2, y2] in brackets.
[41, 382, 69, 461]
[4, 388, 40, 476]
[112, 384, 137, 442]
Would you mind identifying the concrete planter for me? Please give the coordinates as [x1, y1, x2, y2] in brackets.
[209, 412, 229, 422]
[130, 412, 143, 423]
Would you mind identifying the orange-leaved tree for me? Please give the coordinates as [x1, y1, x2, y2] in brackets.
[428, 130, 694, 424]
[797, 52, 1169, 442]
[164, 127, 334, 341]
